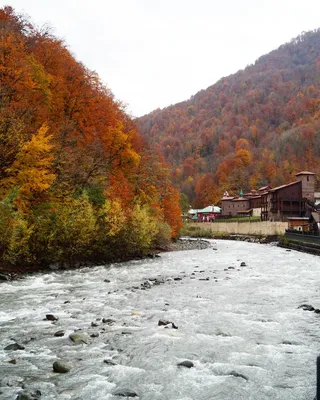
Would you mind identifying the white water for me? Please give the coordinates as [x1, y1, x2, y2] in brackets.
[0, 240, 319, 399]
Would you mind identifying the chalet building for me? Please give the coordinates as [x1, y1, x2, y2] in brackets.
[261, 171, 315, 221]
[221, 187, 269, 217]
[220, 171, 317, 221]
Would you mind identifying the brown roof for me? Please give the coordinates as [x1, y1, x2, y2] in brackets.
[232, 197, 249, 202]
[258, 185, 272, 191]
[269, 181, 300, 192]
[295, 171, 316, 176]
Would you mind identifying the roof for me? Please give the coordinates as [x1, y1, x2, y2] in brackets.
[188, 205, 221, 214]
[295, 171, 316, 176]
[237, 209, 253, 214]
[188, 209, 200, 215]
[232, 197, 249, 202]
[258, 185, 272, 191]
[287, 217, 309, 220]
[269, 181, 300, 192]
[200, 205, 221, 213]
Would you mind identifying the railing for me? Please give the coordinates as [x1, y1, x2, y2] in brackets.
[316, 356, 320, 399]
[285, 231, 320, 245]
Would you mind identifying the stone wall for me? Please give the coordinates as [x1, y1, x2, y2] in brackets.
[189, 221, 287, 235]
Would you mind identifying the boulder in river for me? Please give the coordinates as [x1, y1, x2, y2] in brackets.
[240, 262, 247, 267]
[4, 343, 25, 351]
[112, 388, 138, 397]
[298, 304, 315, 311]
[54, 330, 65, 337]
[229, 370, 249, 381]
[45, 314, 58, 321]
[104, 359, 117, 365]
[158, 319, 178, 329]
[177, 360, 194, 368]
[16, 390, 41, 399]
[53, 360, 71, 373]
[69, 332, 92, 344]
[158, 319, 170, 326]
[102, 318, 115, 324]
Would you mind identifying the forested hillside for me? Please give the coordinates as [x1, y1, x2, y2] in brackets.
[137, 30, 320, 207]
[0, 7, 181, 268]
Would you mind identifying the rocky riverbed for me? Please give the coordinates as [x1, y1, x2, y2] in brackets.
[0, 238, 211, 282]
[0, 240, 319, 399]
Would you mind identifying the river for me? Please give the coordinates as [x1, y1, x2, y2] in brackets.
[0, 240, 319, 399]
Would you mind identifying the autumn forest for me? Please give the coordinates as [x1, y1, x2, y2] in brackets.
[0, 7, 182, 268]
[138, 29, 320, 207]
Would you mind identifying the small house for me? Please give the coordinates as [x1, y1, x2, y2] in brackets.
[188, 205, 221, 222]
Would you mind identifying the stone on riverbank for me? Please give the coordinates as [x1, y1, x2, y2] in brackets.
[0, 272, 11, 281]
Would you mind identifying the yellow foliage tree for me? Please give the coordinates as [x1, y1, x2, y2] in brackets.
[99, 198, 127, 237]
[3, 124, 56, 212]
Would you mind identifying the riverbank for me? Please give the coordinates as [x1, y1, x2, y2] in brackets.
[278, 237, 320, 256]
[0, 238, 211, 281]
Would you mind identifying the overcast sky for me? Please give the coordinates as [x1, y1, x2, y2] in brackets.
[3, 0, 320, 117]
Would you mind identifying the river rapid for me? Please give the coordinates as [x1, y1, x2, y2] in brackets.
[0, 240, 319, 400]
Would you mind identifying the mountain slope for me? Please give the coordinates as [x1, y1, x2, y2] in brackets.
[137, 30, 320, 207]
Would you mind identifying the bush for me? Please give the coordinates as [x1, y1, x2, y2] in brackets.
[29, 195, 96, 265]
[152, 221, 171, 248]
[0, 196, 34, 265]
[123, 203, 158, 256]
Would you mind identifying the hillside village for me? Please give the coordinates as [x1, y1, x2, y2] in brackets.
[189, 170, 320, 237]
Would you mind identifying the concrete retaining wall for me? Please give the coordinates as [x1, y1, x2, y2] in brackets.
[189, 221, 287, 235]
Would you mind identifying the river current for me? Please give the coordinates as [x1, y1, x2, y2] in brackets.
[0, 240, 319, 399]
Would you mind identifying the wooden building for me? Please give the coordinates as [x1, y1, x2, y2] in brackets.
[220, 171, 317, 221]
[261, 171, 316, 221]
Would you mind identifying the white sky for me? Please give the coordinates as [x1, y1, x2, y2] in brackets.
[3, 0, 320, 117]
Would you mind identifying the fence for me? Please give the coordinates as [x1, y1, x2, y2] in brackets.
[188, 221, 287, 236]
